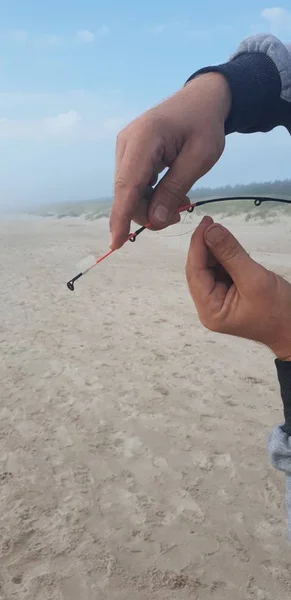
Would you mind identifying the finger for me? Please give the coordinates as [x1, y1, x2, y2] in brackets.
[204, 223, 257, 287]
[131, 165, 189, 228]
[111, 136, 160, 249]
[134, 210, 181, 229]
[148, 137, 217, 229]
[186, 216, 216, 310]
[207, 250, 218, 269]
[131, 187, 180, 229]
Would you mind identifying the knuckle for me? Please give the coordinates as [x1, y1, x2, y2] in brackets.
[201, 314, 223, 334]
[219, 242, 240, 263]
[116, 116, 144, 143]
[159, 178, 187, 203]
[117, 114, 161, 152]
[135, 113, 165, 142]
[200, 148, 216, 169]
[256, 268, 276, 295]
[199, 312, 216, 332]
[114, 176, 144, 201]
[195, 135, 225, 172]
[114, 176, 128, 194]
[114, 175, 126, 189]
[116, 127, 127, 145]
[144, 110, 167, 128]
[114, 176, 132, 202]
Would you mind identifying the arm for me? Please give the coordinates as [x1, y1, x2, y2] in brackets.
[186, 34, 291, 134]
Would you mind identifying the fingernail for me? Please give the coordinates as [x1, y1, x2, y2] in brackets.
[205, 225, 226, 244]
[153, 204, 170, 225]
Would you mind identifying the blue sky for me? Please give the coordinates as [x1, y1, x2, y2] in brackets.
[0, 1, 290, 207]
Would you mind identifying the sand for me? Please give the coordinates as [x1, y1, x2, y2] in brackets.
[0, 212, 291, 600]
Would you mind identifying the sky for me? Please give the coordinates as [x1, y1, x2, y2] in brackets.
[0, 1, 290, 207]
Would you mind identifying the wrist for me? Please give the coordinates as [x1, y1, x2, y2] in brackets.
[186, 51, 283, 135]
[185, 72, 232, 123]
[276, 353, 291, 362]
[269, 343, 291, 362]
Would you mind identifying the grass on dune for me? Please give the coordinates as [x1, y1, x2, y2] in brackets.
[31, 197, 291, 224]
[30, 179, 291, 223]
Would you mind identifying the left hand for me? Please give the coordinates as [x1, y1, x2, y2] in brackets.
[110, 73, 230, 249]
[185, 216, 291, 360]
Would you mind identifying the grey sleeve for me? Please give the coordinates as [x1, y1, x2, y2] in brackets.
[186, 33, 291, 134]
[230, 34, 291, 103]
[268, 360, 291, 541]
[268, 426, 291, 540]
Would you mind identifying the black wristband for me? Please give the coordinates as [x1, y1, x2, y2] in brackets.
[275, 359, 291, 436]
[186, 52, 283, 135]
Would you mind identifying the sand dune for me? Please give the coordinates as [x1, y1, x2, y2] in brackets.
[0, 213, 291, 599]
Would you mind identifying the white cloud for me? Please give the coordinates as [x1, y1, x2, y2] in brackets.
[261, 7, 291, 35]
[262, 6, 288, 22]
[43, 110, 80, 135]
[0, 110, 80, 139]
[149, 25, 166, 36]
[0, 88, 131, 142]
[1, 27, 109, 48]
[76, 29, 95, 43]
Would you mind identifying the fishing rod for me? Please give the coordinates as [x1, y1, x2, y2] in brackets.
[66, 195, 291, 291]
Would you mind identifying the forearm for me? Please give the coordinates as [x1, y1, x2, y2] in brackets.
[186, 34, 291, 135]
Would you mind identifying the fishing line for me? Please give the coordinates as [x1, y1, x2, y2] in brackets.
[66, 196, 291, 291]
[157, 215, 196, 240]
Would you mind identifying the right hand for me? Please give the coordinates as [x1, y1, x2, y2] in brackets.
[110, 72, 231, 249]
[186, 216, 291, 361]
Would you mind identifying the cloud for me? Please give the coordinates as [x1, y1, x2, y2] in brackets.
[262, 6, 288, 22]
[0, 89, 131, 142]
[0, 27, 109, 48]
[1, 30, 62, 47]
[76, 29, 95, 43]
[0, 110, 80, 139]
[149, 25, 166, 36]
[261, 7, 291, 35]
[43, 110, 80, 135]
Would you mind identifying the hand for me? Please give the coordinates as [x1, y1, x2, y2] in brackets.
[185, 216, 291, 361]
[110, 73, 231, 249]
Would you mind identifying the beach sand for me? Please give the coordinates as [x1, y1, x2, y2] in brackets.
[1, 212, 291, 599]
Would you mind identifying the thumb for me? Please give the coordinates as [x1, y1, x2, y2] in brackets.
[204, 223, 255, 286]
[148, 138, 218, 228]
